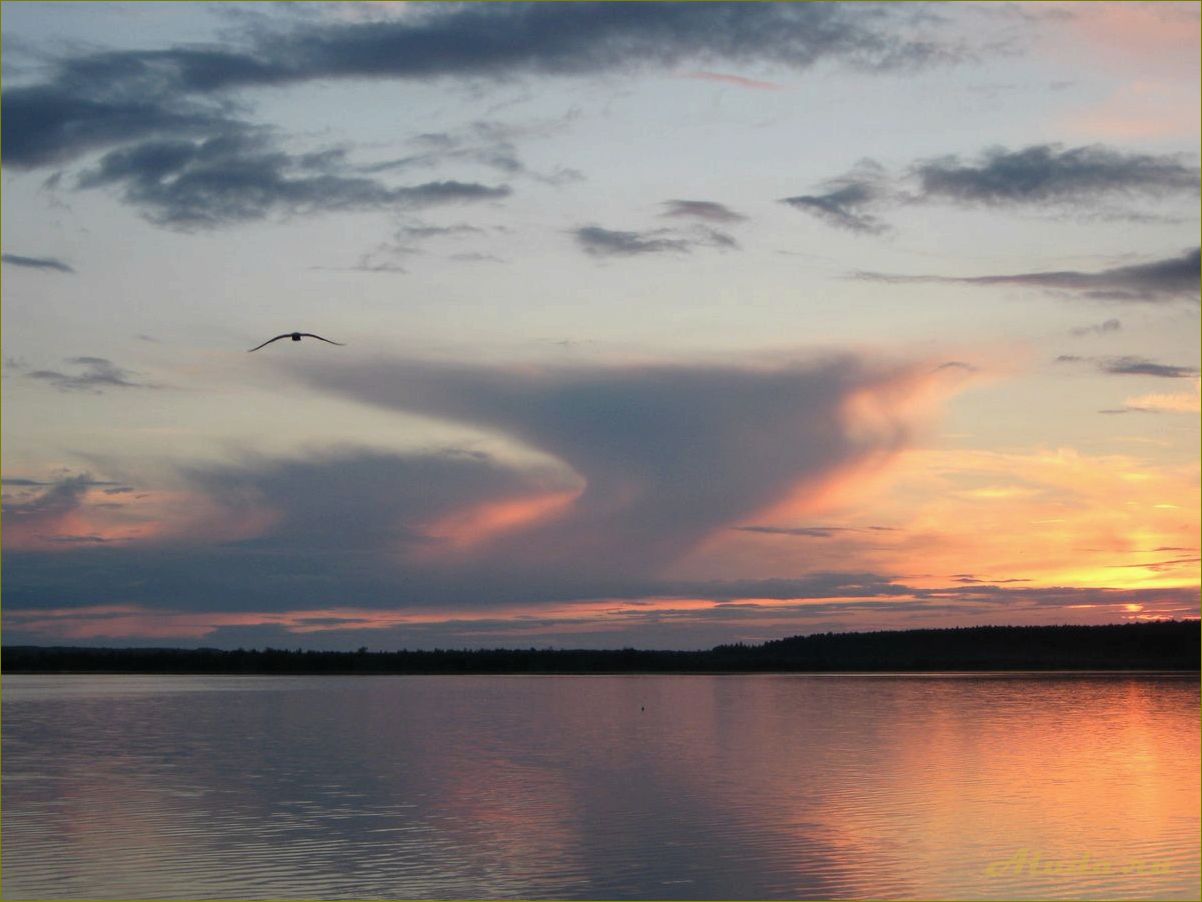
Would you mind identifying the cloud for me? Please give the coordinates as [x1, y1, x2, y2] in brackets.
[0, 77, 243, 171]
[360, 117, 584, 186]
[934, 360, 977, 373]
[732, 525, 898, 538]
[913, 143, 1199, 205]
[1098, 356, 1199, 378]
[1062, 353, 1199, 380]
[574, 226, 694, 257]
[1118, 379, 1202, 414]
[24, 357, 159, 393]
[681, 71, 784, 91]
[2, 353, 943, 622]
[5, 578, 1196, 649]
[1070, 318, 1122, 337]
[661, 200, 747, 223]
[574, 215, 740, 257]
[185, 447, 570, 556]
[3, 4, 961, 170]
[330, 219, 498, 272]
[2, 475, 126, 488]
[75, 132, 511, 228]
[780, 160, 890, 234]
[288, 355, 932, 584]
[795, 144, 1199, 233]
[1, 474, 106, 546]
[1, 253, 75, 273]
[854, 248, 1200, 303]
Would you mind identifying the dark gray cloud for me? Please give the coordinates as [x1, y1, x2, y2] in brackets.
[75, 131, 511, 228]
[947, 574, 1033, 589]
[2, 354, 931, 618]
[934, 360, 977, 373]
[449, 252, 504, 264]
[780, 161, 889, 234]
[3, 4, 960, 171]
[574, 226, 693, 257]
[187, 447, 570, 556]
[2, 474, 96, 539]
[1057, 353, 1199, 379]
[6, 557, 1195, 649]
[574, 224, 736, 257]
[661, 200, 746, 223]
[288, 355, 920, 584]
[24, 356, 158, 393]
[397, 222, 487, 242]
[733, 525, 898, 538]
[854, 248, 1200, 303]
[914, 144, 1199, 206]
[1, 253, 75, 273]
[793, 144, 1200, 234]
[2, 475, 125, 488]
[0, 78, 243, 171]
[1098, 356, 1199, 379]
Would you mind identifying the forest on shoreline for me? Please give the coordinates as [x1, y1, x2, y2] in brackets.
[3, 621, 1198, 674]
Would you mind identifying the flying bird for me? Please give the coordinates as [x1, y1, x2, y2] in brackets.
[247, 332, 345, 352]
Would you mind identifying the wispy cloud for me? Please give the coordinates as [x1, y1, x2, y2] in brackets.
[75, 132, 511, 228]
[0, 473, 125, 548]
[681, 71, 784, 91]
[792, 144, 1200, 234]
[24, 357, 159, 393]
[1, 253, 75, 273]
[360, 117, 584, 186]
[660, 200, 747, 223]
[1070, 318, 1122, 337]
[1098, 356, 1199, 378]
[913, 143, 1199, 206]
[780, 160, 890, 234]
[1059, 354, 1199, 379]
[574, 225, 736, 257]
[854, 248, 1200, 303]
[733, 525, 898, 538]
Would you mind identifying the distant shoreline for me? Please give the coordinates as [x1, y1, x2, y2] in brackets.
[4, 621, 1198, 675]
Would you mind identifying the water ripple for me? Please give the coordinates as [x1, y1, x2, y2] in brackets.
[3, 673, 1198, 900]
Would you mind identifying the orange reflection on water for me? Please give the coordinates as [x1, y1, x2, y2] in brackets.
[768, 675, 1201, 899]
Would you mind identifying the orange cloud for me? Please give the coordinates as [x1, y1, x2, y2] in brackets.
[679, 440, 1199, 597]
[1, 482, 280, 553]
[835, 445, 1199, 590]
[1124, 379, 1202, 414]
[416, 489, 580, 555]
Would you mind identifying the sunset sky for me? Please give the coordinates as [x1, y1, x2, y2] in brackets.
[2, 1, 1199, 650]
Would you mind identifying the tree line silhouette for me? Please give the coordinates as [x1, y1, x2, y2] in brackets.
[3, 621, 1197, 674]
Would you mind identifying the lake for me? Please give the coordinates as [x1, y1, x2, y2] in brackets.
[1, 673, 1197, 900]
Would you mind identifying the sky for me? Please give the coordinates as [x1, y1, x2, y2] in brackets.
[2, 1, 1199, 650]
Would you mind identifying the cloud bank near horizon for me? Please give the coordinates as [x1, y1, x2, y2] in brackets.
[3, 354, 941, 620]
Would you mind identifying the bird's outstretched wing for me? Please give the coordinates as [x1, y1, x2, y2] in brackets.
[247, 334, 292, 352]
[297, 333, 346, 346]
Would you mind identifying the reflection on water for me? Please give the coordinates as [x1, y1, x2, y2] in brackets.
[2, 673, 1198, 900]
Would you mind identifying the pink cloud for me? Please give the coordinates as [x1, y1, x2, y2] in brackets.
[682, 70, 784, 91]
[1065, 80, 1201, 140]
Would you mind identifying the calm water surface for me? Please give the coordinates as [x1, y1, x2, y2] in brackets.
[2, 673, 1197, 900]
